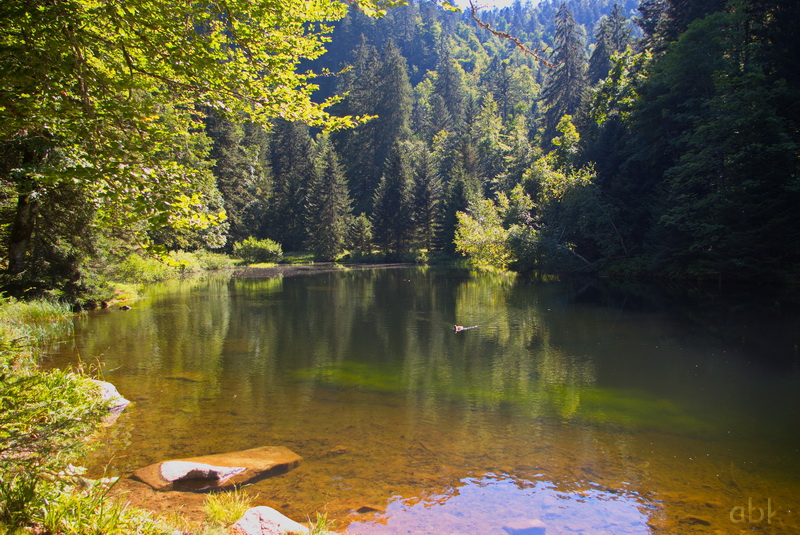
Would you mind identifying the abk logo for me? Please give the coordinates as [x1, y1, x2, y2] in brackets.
[729, 498, 778, 524]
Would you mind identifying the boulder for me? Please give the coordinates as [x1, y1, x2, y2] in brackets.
[90, 379, 130, 425]
[159, 461, 245, 485]
[230, 506, 309, 535]
[132, 446, 302, 492]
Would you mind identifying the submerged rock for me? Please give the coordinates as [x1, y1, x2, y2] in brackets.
[132, 446, 302, 492]
[230, 506, 309, 535]
[502, 519, 547, 534]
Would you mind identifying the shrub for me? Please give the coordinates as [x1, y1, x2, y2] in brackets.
[167, 250, 204, 275]
[232, 238, 283, 264]
[113, 253, 176, 283]
[454, 199, 512, 270]
[193, 250, 235, 271]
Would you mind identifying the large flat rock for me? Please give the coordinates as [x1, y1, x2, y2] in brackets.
[131, 446, 302, 491]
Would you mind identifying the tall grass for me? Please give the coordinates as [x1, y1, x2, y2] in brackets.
[0, 296, 71, 340]
[41, 477, 175, 535]
[203, 488, 256, 527]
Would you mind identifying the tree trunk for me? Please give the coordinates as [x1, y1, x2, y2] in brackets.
[7, 190, 39, 275]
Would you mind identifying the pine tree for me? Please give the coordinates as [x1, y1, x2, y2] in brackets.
[205, 110, 270, 248]
[410, 144, 443, 250]
[371, 142, 415, 255]
[306, 137, 352, 261]
[268, 120, 316, 250]
[433, 42, 468, 133]
[541, 4, 589, 142]
[589, 4, 633, 84]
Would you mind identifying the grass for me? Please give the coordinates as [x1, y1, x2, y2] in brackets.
[308, 511, 335, 535]
[40, 477, 175, 535]
[203, 487, 256, 527]
[0, 296, 72, 369]
[280, 251, 317, 264]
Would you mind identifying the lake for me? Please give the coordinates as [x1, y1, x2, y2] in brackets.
[45, 266, 800, 534]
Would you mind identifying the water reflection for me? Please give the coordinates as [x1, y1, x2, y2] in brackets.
[45, 267, 800, 533]
[347, 474, 654, 534]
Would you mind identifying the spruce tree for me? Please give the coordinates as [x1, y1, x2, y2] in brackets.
[589, 4, 632, 84]
[541, 4, 589, 142]
[374, 40, 414, 171]
[333, 37, 382, 215]
[474, 94, 506, 195]
[410, 145, 443, 250]
[433, 42, 468, 133]
[333, 38, 412, 216]
[371, 142, 415, 255]
[268, 120, 316, 251]
[205, 111, 270, 248]
[306, 137, 352, 261]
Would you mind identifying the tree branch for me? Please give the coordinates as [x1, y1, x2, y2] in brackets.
[468, 0, 556, 68]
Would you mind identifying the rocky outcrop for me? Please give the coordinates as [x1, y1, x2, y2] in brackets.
[132, 446, 302, 492]
[229, 506, 310, 535]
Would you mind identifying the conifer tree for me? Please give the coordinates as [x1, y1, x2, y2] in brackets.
[541, 4, 589, 142]
[334, 37, 382, 215]
[433, 42, 468, 133]
[374, 40, 414, 170]
[436, 173, 472, 254]
[306, 137, 352, 261]
[205, 111, 271, 248]
[371, 142, 415, 255]
[588, 4, 632, 84]
[474, 94, 506, 194]
[268, 120, 316, 250]
[410, 145, 443, 250]
[334, 38, 412, 215]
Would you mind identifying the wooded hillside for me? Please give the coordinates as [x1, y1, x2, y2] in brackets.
[2, 0, 798, 297]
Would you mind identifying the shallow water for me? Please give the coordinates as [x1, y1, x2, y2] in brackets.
[45, 267, 800, 533]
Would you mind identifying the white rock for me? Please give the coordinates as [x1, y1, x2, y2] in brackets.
[90, 379, 131, 412]
[230, 506, 309, 535]
[159, 460, 245, 484]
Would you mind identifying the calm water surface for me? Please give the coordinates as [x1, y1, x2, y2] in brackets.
[46, 266, 800, 534]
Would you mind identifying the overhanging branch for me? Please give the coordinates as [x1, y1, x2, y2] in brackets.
[468, 0, 556, 68]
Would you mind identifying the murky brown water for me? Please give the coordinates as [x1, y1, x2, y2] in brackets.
[45, 267, 800, 533]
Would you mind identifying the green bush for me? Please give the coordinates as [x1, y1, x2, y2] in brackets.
[193, 250, 235, 271]
[113, 253, 176, 283]
[167, 250, 204, 275]
[233, 237, 283, 264]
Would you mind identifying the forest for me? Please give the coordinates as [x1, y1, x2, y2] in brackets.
[1, 0, 799, 300]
